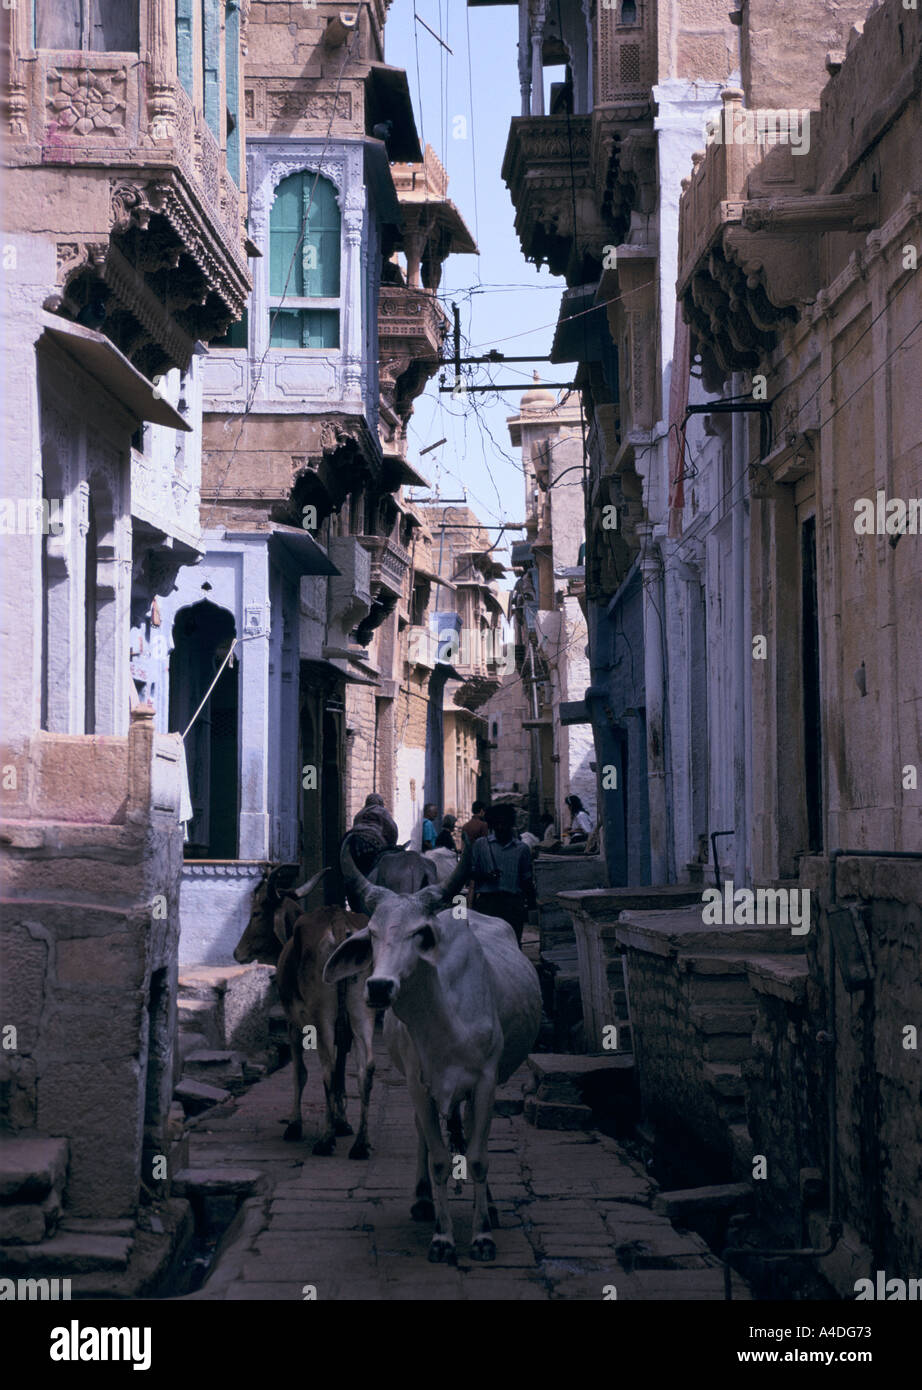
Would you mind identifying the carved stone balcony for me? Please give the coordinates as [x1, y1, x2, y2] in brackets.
[357, 535, 412, 602]
[378, 286, 449, 424]
[6, 1, 250, 380]
[327, 537, 373, 649]
[677, 89, 877, 392]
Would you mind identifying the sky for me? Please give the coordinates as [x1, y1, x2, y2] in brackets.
[383, 0, 567, 576]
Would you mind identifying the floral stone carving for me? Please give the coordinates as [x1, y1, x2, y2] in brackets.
[47, 68, 127, 137]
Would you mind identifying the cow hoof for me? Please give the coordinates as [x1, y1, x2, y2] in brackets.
[334, 1119, 354, 1137]
[312, 1136, 335, 1156]
[471, 1236, 496, 1262]
[348, 1138, 370, 1160]
[428, 1237, 457, 1265]
[283, 1122, 302, 1142]
[411, 1198, 435, 1223]
[488, 1205, 500, 1230]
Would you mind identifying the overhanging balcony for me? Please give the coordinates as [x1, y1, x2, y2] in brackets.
[378, 285, 449, 422]
[357, 534, 412, 602]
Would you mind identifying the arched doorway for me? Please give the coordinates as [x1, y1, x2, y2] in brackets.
[169, 601, 239, 858]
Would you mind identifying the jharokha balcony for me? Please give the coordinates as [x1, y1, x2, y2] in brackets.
[6, 0, 251, 378]
[677, 88, 878, 392]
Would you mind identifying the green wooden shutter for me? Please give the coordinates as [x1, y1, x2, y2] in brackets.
[225, 2, 241, 185]
[202, 0, 221, 139]
[302, 176, 341, 299]
[269, 172, 341, 349]
[176, 0, 195, 97]
[270, 174, 305, 297]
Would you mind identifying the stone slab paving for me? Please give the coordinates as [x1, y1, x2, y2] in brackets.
[186, 1035, 751, 1301]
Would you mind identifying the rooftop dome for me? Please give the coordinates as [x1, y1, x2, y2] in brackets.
[520, 371, 556, 411]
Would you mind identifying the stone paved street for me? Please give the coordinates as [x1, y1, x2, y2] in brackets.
[187, 1033, 751, 1302]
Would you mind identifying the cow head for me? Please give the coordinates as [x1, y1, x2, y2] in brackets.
[234, 865, 328, 964]
[324, 841, 471, 1008]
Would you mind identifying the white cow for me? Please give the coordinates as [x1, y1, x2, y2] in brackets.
[422, 846, 459, 883]
[325, 845, 542, 1264]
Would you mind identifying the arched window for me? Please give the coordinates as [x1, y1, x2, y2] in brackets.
[620, 1, 638, 25]
[34, 0, 139, 51]
[269, 173, 341, 350]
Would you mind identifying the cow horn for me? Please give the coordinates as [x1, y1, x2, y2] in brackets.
[340, 834, 376, 911]
[438, 843, 472, 904]
[292, 866, 329, 900]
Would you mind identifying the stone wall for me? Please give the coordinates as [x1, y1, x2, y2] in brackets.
[0, 714, 184, 1220]
[344, 681, 376, 825]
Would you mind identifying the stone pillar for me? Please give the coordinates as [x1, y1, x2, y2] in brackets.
[342, 203, 365, 398]
[518, 0, 532, 116]
[639, 523, 669, 883]
[237, 549, 270, 859]
[530, 22, 546, 117]
[148, 0, 179, 141]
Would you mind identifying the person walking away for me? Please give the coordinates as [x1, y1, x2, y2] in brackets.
[421, 803, 438, 851]
[342, 793, 399, 909]
[460, 799, 489, 847]
[434, 813, 458, 851]
[470, 803, 536, 946]
[564, 794, 593, 846]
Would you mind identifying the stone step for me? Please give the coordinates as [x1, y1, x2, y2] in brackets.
[702, 1062, 746, 1098]
[701, 1034, 753, 1063]
[0, 1232, 132, 1272]
[0, 1204, 48, 1245]
[0, 1136, 69, 1203]
[57, 1217, 134, 1237]
[653, 1181, 754, 1223]
[689, 1005, 757, 1035]
[523, 1096, 594, 1130]
[182, 1050, 247, 1093]
[173, 1077, 233, 1117]
[177, 1030, 211, 1060]
[526, 1052, 635, 1105]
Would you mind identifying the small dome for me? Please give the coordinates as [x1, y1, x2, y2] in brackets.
[520, 371, 556, 411]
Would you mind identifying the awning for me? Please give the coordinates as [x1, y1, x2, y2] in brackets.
[302, 657, 377, 687]
[560, 700, 591, 725]
[413, 563, 455, 589]
[550, 285, 604, 365]
[365, 65, 423, 163]
[383, 455, 430, 489]
[40, 313, 191, 431]
[266, 523, 339, 576]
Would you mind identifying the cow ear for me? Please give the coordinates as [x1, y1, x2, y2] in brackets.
[415, 884, 446, 915]
[324, 929, 373, 984]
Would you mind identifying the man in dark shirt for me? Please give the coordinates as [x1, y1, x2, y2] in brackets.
[470, 803, 535, 946]
[461, 800, 489, 847]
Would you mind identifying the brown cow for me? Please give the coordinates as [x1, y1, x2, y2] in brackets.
[270, 869, 375, 1159]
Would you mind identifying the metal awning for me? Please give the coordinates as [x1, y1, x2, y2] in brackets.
[40, 313, 191, 431]
[266, 524, 339, 576]
[302, 657, 377, 687]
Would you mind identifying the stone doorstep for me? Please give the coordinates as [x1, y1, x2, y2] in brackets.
[0, 1135, 69, 1202]
[0, 1232, 133, 1272]
[179, 965, 252, 993]
[182, 1050, 247, 1092]
[653, 1181, 754, 1224]
[702, 1063, 746, 1099]
[0, 1204, 46, 1244]
[526, 1052, 635, 1106]
[745, 953, 810, 1003]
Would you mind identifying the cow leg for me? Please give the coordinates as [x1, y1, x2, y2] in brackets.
[408, 1077, 456, 1263]
[461, 1100, 498, 1228]
[410, 1117, 434, 1222]
[345, 983, 374, 1160]
[283, 1024, 307, 1141]
[331, 987, 353, 1137]
[311, 1015, 338, 1156]
[467, 1071, 498, 1261]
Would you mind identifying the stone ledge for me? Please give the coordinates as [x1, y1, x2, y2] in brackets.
[745, 954, 810, 1003]
[616, 908, 803, 957]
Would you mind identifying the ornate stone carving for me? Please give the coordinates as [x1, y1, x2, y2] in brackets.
[47, 67, 128, 137]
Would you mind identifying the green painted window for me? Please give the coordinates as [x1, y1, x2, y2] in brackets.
[225, 2, 241, 185]
[176, 0, 195, 96]
[269, 172, 341, 350]
[202, 0, 221, 140]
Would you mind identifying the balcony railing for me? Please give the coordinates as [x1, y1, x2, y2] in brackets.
[357, 535, 411, 600]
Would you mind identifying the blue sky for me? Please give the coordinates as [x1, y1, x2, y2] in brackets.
[384, 0, 566, 572]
